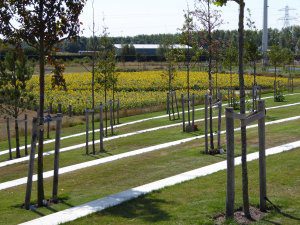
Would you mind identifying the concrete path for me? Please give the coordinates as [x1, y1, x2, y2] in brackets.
[19, 140, 300, 225]
[1, 114, 300, 191]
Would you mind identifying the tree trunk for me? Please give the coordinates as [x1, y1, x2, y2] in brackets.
[15, 118, 21, 158]
[208, 0, 214, 151]
[37, 0, 45, 206]
[254, 61, 257, 85]
[105, 84, 108, 137]
[238, 1, 251, 218]
[91, 49, 95, 155]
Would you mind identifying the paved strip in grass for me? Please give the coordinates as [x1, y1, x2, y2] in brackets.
[1, 114, 300, 191]
[19, 140, 300, 225]
[2, 92, 299, 156]
[1, 101, 300, 168]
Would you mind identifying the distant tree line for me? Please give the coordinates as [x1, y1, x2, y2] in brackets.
[1, 26, 300, 61]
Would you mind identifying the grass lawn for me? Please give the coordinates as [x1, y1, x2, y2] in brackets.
[0, 91, 299, 224]
[65, 148, 300, 225]
[0, 117, 299, 224]
[0, 101, 300, 183]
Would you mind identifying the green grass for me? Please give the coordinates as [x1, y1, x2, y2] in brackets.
[0, 118, 299, 224]
[0, 90, 299, 153]
[65, 148, 300, 225]
[0, 91, 299, 224]
[0, 101, 300, 183]
[0, 94, 300, 181]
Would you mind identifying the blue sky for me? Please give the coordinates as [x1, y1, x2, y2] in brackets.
[79, 0, 300, 37]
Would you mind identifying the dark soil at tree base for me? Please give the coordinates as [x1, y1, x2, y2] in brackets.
[215, 206, 266, 224]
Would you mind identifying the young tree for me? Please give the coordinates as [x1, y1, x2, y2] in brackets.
[160, 39, 179, 94]
[0, 48, 34, 159]
[223, 41, 238, 89]
[215, 0, 251, 219]
[268, 45, 282, 83]
[0, 0, 86, 206]
[193, 0, 222, 151]
[96, 27, 117, 136]
[49, 58, 67, 91]
[179, 8, 194, 103]
[245, 9, 260, 84]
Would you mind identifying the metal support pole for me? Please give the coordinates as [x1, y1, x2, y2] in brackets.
[52, 113, 62, 203]
[258, 100, 267, 212]
[225, 107, 235, 218]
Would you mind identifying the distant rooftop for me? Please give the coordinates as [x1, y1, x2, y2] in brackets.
[113, 44, 189, 49]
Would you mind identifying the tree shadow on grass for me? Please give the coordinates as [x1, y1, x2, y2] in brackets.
[98, 193, 173, 223]
[266, 197, 300, 222]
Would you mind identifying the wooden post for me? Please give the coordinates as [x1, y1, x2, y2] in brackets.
[167, 93, 171, 120]
[52, 113, 62, 203]
[228, 88, 230, 107]
[85, 109, 89, 155]
[109, 100, 113, 135]
[47, 109, 50, 139]
[204, 94, 208, 154]
[192, 93, 195, 129]
[6, 118, 12, 160]
[226, 107, 235, 218]
[171, 91, 175, 120]
[49, 102, 53, 114]
[117, 99, 120, 124]
[258, 100, 267, 212]
[68, 105, 72, 117]
[174, 91, 180, 119]
[58, 103, 62, 113]
[217, 100, 222, 150]
[166, 92, 170, 115]
[24, 114, 28, 156]
[99, 103, 104, 152]
[252, 85, 255, 112]
[24, 117, 38, 210]
[187, 95, 191, 126]
[181, 94, 185, 132]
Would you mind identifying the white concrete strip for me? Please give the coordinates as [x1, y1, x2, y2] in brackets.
[19, 140, 300, 225]
[3, 92, 299, 155]
[1, 115, 300, 191]
[1, 100, 300, 167]
[0, 106, 207, 155]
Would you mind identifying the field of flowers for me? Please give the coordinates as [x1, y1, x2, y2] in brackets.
[26, 71, 298, 114]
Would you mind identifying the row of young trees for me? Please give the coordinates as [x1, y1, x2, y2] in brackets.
[0, 0, 87, 207]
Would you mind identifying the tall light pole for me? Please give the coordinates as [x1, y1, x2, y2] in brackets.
[262, 0, 268, 67]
